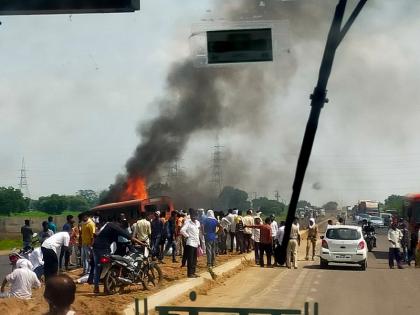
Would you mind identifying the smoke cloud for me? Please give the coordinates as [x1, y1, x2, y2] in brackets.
[102, 0, 420, 207]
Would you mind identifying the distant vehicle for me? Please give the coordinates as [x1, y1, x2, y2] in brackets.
[357, 213, 371, 224]
[320, 209, 326, 216]
[368, 216, 384, 227]
[320, 225, 367, 271]
[358, 200, 380, 216]
[379, 213, 392, 226]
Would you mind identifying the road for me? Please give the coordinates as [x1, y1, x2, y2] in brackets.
[0, 254, 10, 281]
[180, 226, 420, 315]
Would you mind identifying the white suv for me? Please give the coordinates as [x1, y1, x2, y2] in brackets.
[320, 225, 367, 270]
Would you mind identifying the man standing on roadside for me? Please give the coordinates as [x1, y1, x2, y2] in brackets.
[203, 210, 219, 268]
[164, 211, 178, 263]
[242, 210, 254, 253]
[226, 209, 236, 252]
[275, 221, 286, 266]
[286, 217, 300, 269]
[305, 218, 318, 261]
[59, 215, 75, 271]
[132, 211, 151, 245]
[47, 216, 57, 234]
[388, 223, 403, 269]
[80, 213, 95, 275]
[270, 215, 279, 253]
[246, 217, 273, 267]
[251, 216, 262, 265]
[151, 211, 164, 263]
[21, 220, 33, 249]
[180, 209, 201, 278]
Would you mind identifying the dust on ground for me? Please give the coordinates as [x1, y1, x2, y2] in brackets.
[0, 253, 241, 315]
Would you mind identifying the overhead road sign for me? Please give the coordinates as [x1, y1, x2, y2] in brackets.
[0, 0, 140, 15]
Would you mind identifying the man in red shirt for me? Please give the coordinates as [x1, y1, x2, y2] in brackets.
[245, 217, 273, 267]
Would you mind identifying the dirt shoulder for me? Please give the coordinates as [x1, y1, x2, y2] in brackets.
[0, 252, 242, 315]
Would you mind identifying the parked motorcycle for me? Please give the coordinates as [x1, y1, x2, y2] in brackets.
[99, 245, 163, 295]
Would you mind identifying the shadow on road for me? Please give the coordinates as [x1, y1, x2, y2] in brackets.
[372, 250, 388, 260]
[303, 264, 361, 271]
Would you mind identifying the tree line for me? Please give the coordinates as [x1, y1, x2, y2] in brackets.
[0, 188, 99, 216]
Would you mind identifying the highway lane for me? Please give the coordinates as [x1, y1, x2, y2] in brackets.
[179, 227, 420, 315]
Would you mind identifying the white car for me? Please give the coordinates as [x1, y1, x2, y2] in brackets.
[320, 225, 367, 270]
[368, 216, 384, 227]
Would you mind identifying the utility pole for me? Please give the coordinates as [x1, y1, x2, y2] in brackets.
[167, 159, 183, 186]
[18, 157, 31, 203]
[279, 0, 367, 263]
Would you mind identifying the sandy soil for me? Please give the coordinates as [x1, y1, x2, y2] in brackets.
[0, 252, 241, 315]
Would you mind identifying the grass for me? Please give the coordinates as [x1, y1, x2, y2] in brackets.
[0, 239, 22, 250]
[0, 210, 81, 218]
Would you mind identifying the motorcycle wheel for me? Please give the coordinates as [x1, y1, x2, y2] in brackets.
[104, 267, 120, 295]
[142, 262, 163, 290]
[367, 241, 373, 252]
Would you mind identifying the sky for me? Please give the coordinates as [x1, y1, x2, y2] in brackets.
[2, 0, 420, 207]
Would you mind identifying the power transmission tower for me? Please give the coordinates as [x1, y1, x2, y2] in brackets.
[211, 144, 224, 195]
[167, 159, 183, 186]
[275, 190, 280, 202]
[18, 157, 31, 200]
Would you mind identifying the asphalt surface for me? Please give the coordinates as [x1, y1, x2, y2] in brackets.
[180, 225, 420, 315]
[0, 254, 11, 281]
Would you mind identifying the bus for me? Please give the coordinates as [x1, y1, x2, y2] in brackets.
[91, 196, 174, 225]
[403, 193, 420, 234]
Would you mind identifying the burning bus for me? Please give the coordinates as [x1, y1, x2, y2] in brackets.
[91, 196, 174, 225]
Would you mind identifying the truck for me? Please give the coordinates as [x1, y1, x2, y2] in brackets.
[358, 200, 380, 216]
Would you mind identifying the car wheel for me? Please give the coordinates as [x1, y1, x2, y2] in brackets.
[320, 259, 328, 269]
[360, 260, 367, 271]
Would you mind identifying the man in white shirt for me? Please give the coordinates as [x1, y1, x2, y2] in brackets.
[180, 209, 201, 278]
[270, 215, 279, 252]
[388, 223, 403, 269]
[28, 247, 44, 279]
[226, 209, 236, 252]
[242, 210, 254, 253]
[41, 231, 70, 280]
[0, 258, 41, 299]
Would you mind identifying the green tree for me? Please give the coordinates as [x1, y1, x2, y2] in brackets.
[384, 195, 404, 214]
[37, 194, 68, 215]
[0, 186, 28, 216]
[252, 197, 286, 217]
[217, 186, 251, 211]
[323, 201, 338, 211]
[67, 195, 90, 212]
[77, 190, 99, 207]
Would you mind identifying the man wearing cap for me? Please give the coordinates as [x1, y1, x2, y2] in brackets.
[151, 211, 164, 263]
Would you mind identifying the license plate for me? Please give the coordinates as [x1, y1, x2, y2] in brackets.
[335, 254, 350, 259]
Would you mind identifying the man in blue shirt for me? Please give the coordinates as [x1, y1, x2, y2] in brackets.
[203, 210, 220, 268]
[47, 216, 57, 234]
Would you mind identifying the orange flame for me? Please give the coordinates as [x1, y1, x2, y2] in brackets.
[121, 177, 148, 201]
